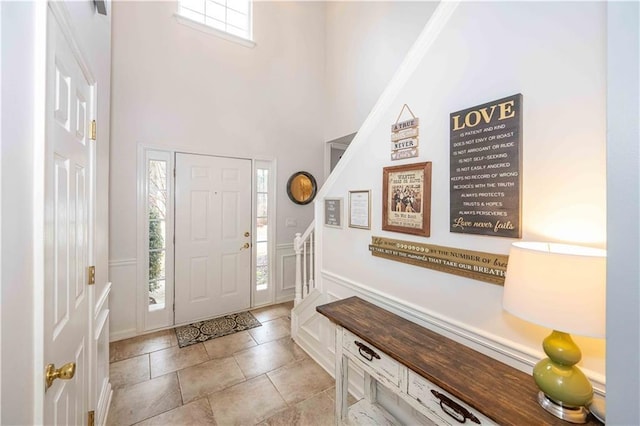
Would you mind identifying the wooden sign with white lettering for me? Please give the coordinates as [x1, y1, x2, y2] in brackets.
[449, 94, 523, 238]
[391, 105, 420, 161]
[369, 236, 509, 285]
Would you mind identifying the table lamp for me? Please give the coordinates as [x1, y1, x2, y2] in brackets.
[503, 242, 606, 423]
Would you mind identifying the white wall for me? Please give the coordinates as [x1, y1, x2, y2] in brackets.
[109, 1, 327, 336]
[606, 2, 640, 424]
[324, 1, 437, 141]
[316, 1, 607, 388]
[1, 3, 40, 422]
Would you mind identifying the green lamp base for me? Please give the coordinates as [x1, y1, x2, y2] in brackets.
[533, 331, 594, 424]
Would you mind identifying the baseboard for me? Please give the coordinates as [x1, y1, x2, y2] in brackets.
[109, 328, 138, 342]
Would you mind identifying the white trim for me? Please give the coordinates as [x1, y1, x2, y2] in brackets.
[0, 4, 3, 419]
[276, 243, 294, 251]
[320, 270, 606, 394]
[108, 258, 137, 268]
[32, 1, 48, 422]
[173, 13, 256, 49]
[136, 144, 146, 333]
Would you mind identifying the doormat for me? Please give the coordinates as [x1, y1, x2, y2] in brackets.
[175, 311, 262, 348]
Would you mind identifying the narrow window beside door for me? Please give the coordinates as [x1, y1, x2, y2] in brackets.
[256, 168, 269, 291]
[148, 159, 168, 310]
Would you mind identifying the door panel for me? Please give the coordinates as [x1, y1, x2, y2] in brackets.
[44, 8, 93, 424]
[175, 154, 252, 324]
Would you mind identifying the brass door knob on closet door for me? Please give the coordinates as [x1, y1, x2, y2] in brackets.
[45, 362, 76, 390]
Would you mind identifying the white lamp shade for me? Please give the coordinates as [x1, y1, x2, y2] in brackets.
[503, 242, 606, 338]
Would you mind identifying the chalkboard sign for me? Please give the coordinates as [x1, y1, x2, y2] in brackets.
[324, 198, 343, 228]
[449, 94, 522, 238]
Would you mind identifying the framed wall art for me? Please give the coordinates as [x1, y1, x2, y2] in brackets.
[382, 162, 432, 237]
[348, 190, 371, 229]
[324, 197, 343, 228]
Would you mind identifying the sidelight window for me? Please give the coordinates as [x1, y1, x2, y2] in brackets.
[142, 149, 174, 331]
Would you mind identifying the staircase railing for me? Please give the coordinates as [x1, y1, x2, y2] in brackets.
[294, 220, 315, 306]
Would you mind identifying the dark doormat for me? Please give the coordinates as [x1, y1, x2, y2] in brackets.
[175, 311, 262, 348]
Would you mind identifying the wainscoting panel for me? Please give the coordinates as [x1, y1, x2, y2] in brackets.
[108, 258, 138, 341]
[276, 244, 296, 303]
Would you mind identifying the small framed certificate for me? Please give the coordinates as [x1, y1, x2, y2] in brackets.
[349, 190, 371, 230]
[324, 198, 343, 228]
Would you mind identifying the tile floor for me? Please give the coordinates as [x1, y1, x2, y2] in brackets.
[107, 302, 343, 425]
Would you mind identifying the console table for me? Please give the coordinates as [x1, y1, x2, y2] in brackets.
[317, 296, 601, 425]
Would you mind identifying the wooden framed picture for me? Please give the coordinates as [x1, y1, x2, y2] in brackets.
[349, 190, 371, 229]
[324, 198, 343, 228]
[382, 162, 432, 237]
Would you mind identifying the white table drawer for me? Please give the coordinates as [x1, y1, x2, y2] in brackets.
[408, 371, 498, 426]
[343, 329, 402, 386]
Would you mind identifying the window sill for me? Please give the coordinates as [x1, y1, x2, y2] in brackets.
[174, 13, 256, 49]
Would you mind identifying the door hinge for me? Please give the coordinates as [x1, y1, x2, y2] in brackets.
[88, 410, 95, 426]
[90, 120, 97, 140]
[88, 266, 96, 285]
[173, 167, 176, 178]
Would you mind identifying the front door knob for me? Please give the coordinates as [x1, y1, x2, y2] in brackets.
[45, 362, 76, 390]
[240, 243, 250, 250]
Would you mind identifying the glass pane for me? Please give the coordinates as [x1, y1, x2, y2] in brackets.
[149, 279, 166, 308]
[181, 0, 205, 14]
[180, 7, 206, 24]
[227, 9, 248, 30]
[149, 220, 166, 249]
[256, 222, 267, 242]
[257, 193, 267, 218]
[205, 16, 226, 31]
[227, 0, 249, 15]
[149, 196, 163, 220]
[256, 265, 267, 289]
[149, 160, 167, 220]
[205, 0, 225, 21]
[257, 169, 268, 193]
[149, 250, 165, 281]
[256, 241, 268, 266]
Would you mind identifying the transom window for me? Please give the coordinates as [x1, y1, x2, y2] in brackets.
[178, 0, 252, 41]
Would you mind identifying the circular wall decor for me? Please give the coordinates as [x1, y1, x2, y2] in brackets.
[286, 171, 317, 205]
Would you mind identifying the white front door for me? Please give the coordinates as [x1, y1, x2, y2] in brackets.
[43, 7, 94, 424]
[174, 154, 252, 324]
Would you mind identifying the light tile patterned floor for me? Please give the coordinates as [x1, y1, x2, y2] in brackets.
[107, 301, 338, 425]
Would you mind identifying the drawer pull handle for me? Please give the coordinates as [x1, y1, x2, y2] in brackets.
[431, 390, 481, 424]
[354, 341, 380, 362]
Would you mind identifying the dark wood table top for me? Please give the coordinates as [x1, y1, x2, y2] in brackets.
[317, 296, 601, 426]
